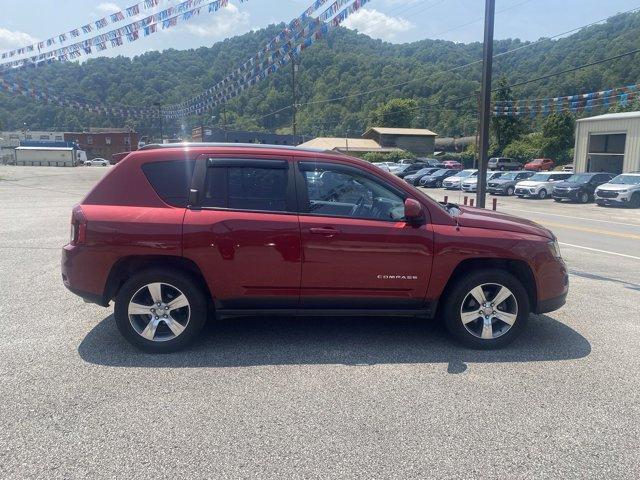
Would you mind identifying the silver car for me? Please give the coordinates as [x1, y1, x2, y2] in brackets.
[461, 171, 505, 192]
[442, 169, 478, 190]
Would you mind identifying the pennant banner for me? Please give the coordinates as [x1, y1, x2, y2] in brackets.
[0, 0, 238, 71]
[163, 0, 369, 118]
[493, 83, 640, 117]
[0, 77, 158, 118]
[0, 0, 165, 60]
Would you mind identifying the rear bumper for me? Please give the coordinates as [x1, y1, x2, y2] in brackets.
[61, 244, 110, 307]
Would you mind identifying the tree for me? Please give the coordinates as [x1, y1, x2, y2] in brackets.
[370, 98, 418, 128]
[542, 113, 575, 162]
[490, 77, 527, 155]
[503, 132, 547, 161]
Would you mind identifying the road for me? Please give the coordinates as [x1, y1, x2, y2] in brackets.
[1, 166, 639, 479]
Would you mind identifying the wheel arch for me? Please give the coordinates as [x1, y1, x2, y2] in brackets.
[104, 255, 211, 304]
[436, 257, 537, 317]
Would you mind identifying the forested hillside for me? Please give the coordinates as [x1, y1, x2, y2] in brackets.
[1, 9, 639, 139]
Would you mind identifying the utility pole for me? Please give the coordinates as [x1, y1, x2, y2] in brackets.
[476, 0, 495, 209]
[154, 102, 164, 144]
[222, 104, 228, 142]
[291, 56, 298, 146]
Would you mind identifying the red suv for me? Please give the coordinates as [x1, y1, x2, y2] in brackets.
[62, 144, 568, 353]
[525, 158, 555, 171]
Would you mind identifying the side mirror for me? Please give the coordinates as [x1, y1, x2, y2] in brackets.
[404, 198, 424, 225]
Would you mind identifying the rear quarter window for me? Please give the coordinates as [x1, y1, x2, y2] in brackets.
[142, 160, 196, 207]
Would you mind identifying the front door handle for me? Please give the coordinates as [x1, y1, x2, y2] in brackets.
[309, 227, 340, 236]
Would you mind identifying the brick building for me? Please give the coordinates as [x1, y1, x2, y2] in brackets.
[64, 128, 138, 161]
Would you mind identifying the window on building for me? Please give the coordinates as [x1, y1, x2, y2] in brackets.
[87, 136, 93, 145]
[124, 137, 131, 146]
[105, 137, 112, 145]
[40, 135, 49, 140]
[55, 136, 63, 141]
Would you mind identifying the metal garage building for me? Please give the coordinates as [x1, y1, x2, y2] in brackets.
[574, 112, 640, 174]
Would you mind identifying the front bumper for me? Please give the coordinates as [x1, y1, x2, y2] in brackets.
[515, 187, 536, 196]
[552, 189, 579, 200]
[535, 291, 568, 314]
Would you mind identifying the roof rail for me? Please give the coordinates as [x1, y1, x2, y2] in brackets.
[138, 142, 325, 153]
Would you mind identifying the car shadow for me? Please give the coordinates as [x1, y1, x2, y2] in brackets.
[78, 314, 591, 372]
[570, 269, 640, 292]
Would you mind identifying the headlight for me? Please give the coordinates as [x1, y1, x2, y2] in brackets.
[548, 239, 562, 258]
[619, 189, 629, 194]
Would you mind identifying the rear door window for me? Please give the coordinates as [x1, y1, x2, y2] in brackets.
[142, 160, 196, 207]
[201, 160, 291, 212]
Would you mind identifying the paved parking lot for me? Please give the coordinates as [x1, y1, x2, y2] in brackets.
[1, 166, 639, 479]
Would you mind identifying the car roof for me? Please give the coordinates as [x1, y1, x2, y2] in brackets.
[139, 142, 326, 154]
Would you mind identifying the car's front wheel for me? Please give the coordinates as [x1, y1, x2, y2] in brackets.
[578, 191, 589, 203]
[538, 189, 548, 200]
[442, 270, 530, 349]
[506, 186, 515, 196]
[114, 269, 208, 353]
[629, 193, 640, 208]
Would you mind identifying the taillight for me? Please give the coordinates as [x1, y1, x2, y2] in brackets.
[70, 205, 87, 245]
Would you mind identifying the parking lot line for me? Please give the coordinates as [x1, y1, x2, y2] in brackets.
[539, 220, 640, 240]
[559, 242, 640, 261]
[500, 206, 640, 228]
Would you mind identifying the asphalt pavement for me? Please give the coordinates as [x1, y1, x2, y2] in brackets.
[1, 166, 639, 479]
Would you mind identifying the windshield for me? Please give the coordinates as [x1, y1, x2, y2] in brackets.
[529, 173, 551, 181]
[530, 159, 544, 164]
[498, 172, 518, 180]
[567, 173, 595, 183]
[415, 168, 434, 175]
[488, 172, 504, 180]
[456, 170, 476, 178]
[430, 169, 449, 177]
[611, 175, 640, 185]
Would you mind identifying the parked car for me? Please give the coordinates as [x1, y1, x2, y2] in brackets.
[594, 172, 640, 208]
[487, 171, 535, 196]
[561, 164, 574, 172]
[441, 160, 463, 169]
[373, 162, 393, 172]
[525, 158, 555, 171]
[515, 172, 573, 199]
[443, 169, 478, 190]
[419, 168, 464, 188]
[62, 143, 568, 352]
[461, 171, 505, 193]
[552, 172, 615, 204]
[404, 167, 441, 186]
[395, 162, 429, 179]
[418, 158, 444, 168]
[84, 158, 110, 167]
[488, 157, 521, 171]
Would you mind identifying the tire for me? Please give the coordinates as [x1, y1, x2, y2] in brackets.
[554, 198, 562, 202]
[538, 189, 548, 200]
[630, 193, 640, 208]
[442, 269, 530, 349]
[114, 269, 208, 353]
[578, 191, 589, 204]
[506, 186, 514, 196]
[435, 180, 443, 188]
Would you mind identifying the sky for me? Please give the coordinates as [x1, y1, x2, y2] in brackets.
[0, 0, 636, 59]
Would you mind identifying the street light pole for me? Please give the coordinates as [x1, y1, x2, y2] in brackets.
[291, 57, 298, 146]
[476, 0, 496, 209]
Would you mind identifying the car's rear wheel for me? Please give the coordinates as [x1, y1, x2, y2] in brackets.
[114, 269, 207, 353]
[538, 189, 548, 200]
[442, 270, 530, 349]
[435, 180, 443, 188]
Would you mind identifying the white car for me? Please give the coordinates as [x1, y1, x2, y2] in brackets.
[374, 162, 396, 172]
[595, 173, 640, 208]
[84, 158, 110, 167]
[461, 171, 505, 193]
[514, 172, 573, 199]
[442, 169, 478, 190]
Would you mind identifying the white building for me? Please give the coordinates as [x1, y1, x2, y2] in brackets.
[574, 112, 640, 174]
[0, 130, 66, 164]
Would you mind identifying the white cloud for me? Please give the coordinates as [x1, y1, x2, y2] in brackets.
[343, 9, 413, 42]
[183, 2, 250, 39]
[97, 2, 122, 13]
[0, 28, 37, 50]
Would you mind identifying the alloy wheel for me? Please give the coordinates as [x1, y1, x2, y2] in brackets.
[128, 282, 191, 342]
[459, 283, 518, 340]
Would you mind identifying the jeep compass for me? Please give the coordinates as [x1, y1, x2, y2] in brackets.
[62, 144, 568, 353]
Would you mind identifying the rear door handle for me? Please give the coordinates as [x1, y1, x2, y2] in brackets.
[309, 227, 340, 236]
